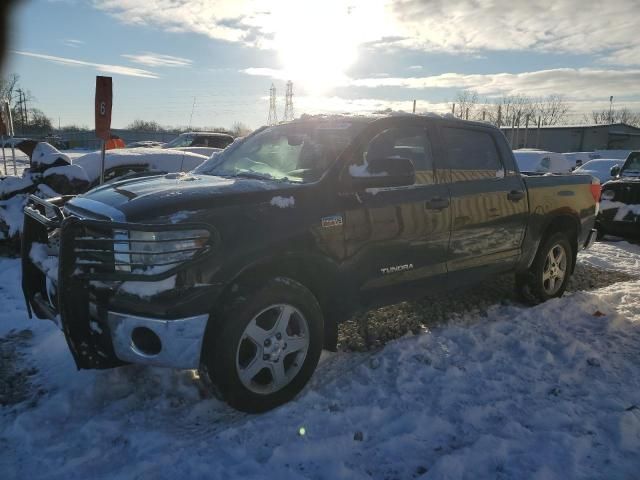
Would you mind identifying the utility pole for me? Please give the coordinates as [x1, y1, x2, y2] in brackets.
[283, 81, 294, 122]
[268, 84, 278, 126]
[16, 89, 28, 132]
[609, 96, 614, 124]
[412, 100, 416, 114]
[188, 96, 196, 129]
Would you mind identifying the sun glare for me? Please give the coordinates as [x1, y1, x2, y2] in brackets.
[270, 1, 389, 93]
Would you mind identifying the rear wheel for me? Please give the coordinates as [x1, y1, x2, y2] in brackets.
[203, 277, 323, 413]
[516, 232, 573, 305]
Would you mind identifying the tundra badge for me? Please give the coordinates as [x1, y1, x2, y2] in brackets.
[380, 264, 414, 275]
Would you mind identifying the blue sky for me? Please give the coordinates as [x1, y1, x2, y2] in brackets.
[4, 0, 640, 129]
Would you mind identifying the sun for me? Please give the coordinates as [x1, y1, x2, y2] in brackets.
[269, 1, 387, 93]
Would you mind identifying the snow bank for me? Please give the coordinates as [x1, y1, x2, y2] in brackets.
[0, 194, 27, 238]
[0, 176, 33, 198]
[270, 196, 295, 208]
[31, 142, 71, 167]
[73, 148, 209, 182]
[43, 164, 90, 182]
[1, 241, 640, 478]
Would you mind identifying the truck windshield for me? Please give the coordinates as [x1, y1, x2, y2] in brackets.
[621, 152, 640, 176]
[194, 121, 364, 183]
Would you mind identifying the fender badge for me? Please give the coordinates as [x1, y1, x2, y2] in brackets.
[380, 264, 414, 275]
[321, 215, 343, 228]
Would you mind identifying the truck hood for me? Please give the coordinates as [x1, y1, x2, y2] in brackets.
[66, 172, 291, 222]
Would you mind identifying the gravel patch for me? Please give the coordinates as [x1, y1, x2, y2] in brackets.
[338, 263, 638, 351]
[0, 329, 42, 407]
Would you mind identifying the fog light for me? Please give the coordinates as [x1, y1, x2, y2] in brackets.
[131, 327, 161, 356]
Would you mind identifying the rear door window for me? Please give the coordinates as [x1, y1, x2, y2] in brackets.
[443, 127, 504, 182]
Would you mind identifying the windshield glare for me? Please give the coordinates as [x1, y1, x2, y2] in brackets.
[194, 122, 362, 183]
[164, 134, 194, 149]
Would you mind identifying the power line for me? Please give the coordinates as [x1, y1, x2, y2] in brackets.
[268, 83, 277, 126]
[283, 80, 294, 122]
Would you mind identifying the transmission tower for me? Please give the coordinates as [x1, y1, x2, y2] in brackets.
[268, 84, 278, 125]
[283, 81, 294, 122]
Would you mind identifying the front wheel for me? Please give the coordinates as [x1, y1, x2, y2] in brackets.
[516, 232, 573, 305]
[203, 277, 323, 413]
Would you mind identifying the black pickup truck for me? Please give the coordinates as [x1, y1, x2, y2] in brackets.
[21, 114, 599, 412]
[597, 151, 640, 239]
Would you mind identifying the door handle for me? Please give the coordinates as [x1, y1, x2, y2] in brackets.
[425, 197, 450, 210]
[507, 190, 525, 202]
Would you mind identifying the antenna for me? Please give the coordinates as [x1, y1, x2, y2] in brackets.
[283, 81, 294, 122]
[268, 84, 278, 125]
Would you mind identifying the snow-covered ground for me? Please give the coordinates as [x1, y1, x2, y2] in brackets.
[2, 241, 640, 479]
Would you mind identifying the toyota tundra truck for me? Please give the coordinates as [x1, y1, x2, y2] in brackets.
[21, 114, 599, 412]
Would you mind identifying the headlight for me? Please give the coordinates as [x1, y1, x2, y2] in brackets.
[601, 189, 615, 201]
[128, 229, 210, 272]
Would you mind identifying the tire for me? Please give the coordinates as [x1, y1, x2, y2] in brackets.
[203, 277, 324, 413]
[516, 232, 574, 305]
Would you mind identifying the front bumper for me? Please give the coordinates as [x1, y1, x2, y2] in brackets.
[108, 311, 208, 369]
[21, 195, 218, 370]
[597, 204, 640, 239]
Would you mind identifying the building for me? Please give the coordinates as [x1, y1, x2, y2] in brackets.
[500, 123, 640, 153]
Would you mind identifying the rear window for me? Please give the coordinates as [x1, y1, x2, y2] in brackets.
[443, 127, 503, 182]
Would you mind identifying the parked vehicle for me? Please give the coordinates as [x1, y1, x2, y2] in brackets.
[563, 152, 601, 169]
[162, 132, 234, 157]
[597, 151, 640, 239]
[573, 159, 624, 183]
[126, 141, 165, 149]
[21, 115, 598, 412]
[513, 149, 573, 174]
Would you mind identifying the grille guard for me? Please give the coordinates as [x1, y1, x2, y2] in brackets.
[21, 195, 217, 369]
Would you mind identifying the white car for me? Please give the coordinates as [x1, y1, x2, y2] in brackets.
[572, 159, 624, 183]
[513, 149, 573, 174]
[563, 152, 601, 168]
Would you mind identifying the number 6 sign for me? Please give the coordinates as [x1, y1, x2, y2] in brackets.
[95, 76, 112, 141]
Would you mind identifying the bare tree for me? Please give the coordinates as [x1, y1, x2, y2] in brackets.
[231, 121, 251, 137]
[535, 94, 570, 126]
[453, 90, 480, 120]
[127, 119, 165, 132]
[585, 107, 640, 127]
[0, 73, 19, 103]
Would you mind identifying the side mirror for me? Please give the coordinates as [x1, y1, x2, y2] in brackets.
[610, 165, 621, 177]
[348, 156, 415, 189]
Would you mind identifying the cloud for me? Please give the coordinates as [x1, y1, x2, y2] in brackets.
[62, 38, 84, 48]
[351, 68, 640, 100]
[240, 67, 289, 80]
[13, 51, 159, 78]
[122, 52, 192, 67]
[288, 95, 451, 116]
[93, 0, 640, 66]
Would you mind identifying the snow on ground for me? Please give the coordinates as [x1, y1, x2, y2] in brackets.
[1, 241, 640, 479]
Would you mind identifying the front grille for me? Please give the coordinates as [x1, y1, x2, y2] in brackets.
[66, 219, 214, 281]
